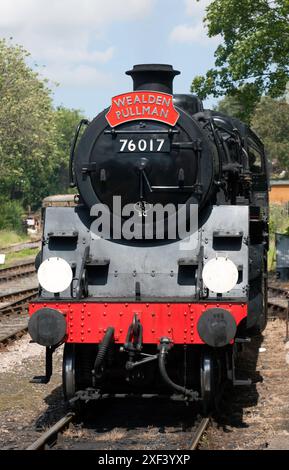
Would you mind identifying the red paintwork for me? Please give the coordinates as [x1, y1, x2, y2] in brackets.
[29, 301, 247, 345]
[105, 91, 180, 127]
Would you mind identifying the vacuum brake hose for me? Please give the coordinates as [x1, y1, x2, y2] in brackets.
[92, 327, 114, 379]
[158, 337, 198, 400]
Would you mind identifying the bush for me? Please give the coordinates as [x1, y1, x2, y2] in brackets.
[0, 199, 24, 232]
[269, 204, 289, 239]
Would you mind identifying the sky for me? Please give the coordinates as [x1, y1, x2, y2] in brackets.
[0, 0, 221, 118]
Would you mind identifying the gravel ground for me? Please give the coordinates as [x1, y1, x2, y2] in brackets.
[0, 318, 289, 450]
[200, 319, 289, 450]
[0, 336, 66, 450]
[0, 335, 202, 450]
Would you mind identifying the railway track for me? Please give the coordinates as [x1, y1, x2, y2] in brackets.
[189, 417, 210, 450]
[26, 412, 210, 451]
[267, 284, 289, 320]
[27, 413, 75, 450]
[0, 287, 38, 314]
[0, 260, 35, 283]
[0, 287, 38, 345]
[0, 239, 41, 254]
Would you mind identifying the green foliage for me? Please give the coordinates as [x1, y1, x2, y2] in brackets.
[268, 203, 289, 270]
[269, 204, 289, 239]
[53, 106, 85, 192]
[191, 0, 289, 116]
[0, 39, 59, 207]
[216, 94, 289, 175]
[215, 84, 263, 123]
[0, 39, 86, 224]
[0, 230, 29, 248]
[1, 247, 39, 267]
[251, 97, 289, 176]
[0, 198, 24, 232]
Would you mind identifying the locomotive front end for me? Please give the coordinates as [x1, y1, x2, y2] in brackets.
[28, 64, 268, 412]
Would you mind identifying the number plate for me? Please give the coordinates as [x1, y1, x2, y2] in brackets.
[117, 137, 170, 153]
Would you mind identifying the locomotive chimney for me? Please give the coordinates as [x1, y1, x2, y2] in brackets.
[126, 64, 180, 94]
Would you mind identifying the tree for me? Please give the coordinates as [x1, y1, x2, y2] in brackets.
[0, 39, 58, 208]
[215, 93, 251, 123]
[53, 106, 85, 193]
[0, 39, 86, 212]
[191, 0, 289, 116]
[251, 97, 289, 177]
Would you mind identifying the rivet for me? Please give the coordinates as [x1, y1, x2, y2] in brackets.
[152, 312, 155, 317]
[190, 309, 193, 313]
[81, 323, 84, 327]
[146, 304, 149, 308]
[190, 316, 193, 320]
[68, 304, 71, 308]
[168, 312, 171, 317]
[184, 329, 187, 333]
[125, 303, 128, 307]
[167, 303, 170, 307]
[70, 309, 73, 313]
[88, 329, 91, 333]
[81, 309, 84, 313]
[188, 304, 191, 307]
[184, 312, 187, 316]
[103, 312, 106, 316]
[70, 316, 73, 320]
[168, 329, 172, 333]
[83, 303, 86, 307]
[105, 303, 107, 307]
[120, 329, 123, 333]
[81, 338, 84, 342]
[81, 316, 84, 321]
[151, 329, 155, 333]
[88, 312, 91, 316]
[81, 330, 84, 335]
[99, 328, 102, 332]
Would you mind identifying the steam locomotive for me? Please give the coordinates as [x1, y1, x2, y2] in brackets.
[28, 65, 269, 412]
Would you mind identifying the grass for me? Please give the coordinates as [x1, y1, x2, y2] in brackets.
[0, 230, 30, 249]
[268, 204, 289, 271]
[0, 248, 39, 268]
[268, 243, 276, 271]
